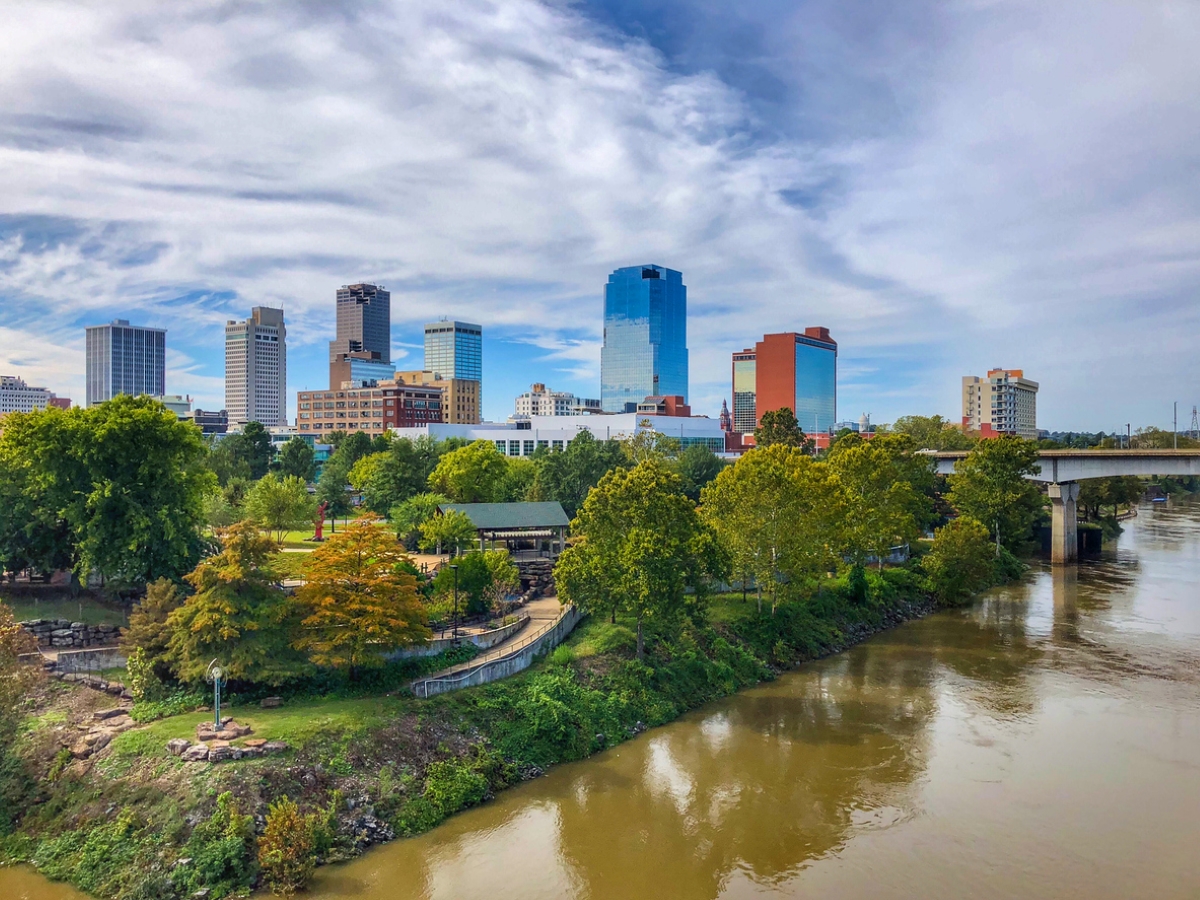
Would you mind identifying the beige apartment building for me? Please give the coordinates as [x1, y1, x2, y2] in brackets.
[962, 368, 1039, 440]
[393, 370, 480, 424]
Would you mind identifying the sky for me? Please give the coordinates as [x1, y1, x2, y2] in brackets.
[1, 0, 1198, 431]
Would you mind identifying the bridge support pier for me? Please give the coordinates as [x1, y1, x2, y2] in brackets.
[1048, 482, 1080, 565]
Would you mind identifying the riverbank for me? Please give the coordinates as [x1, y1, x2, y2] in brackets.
[0, 564, 981, 900]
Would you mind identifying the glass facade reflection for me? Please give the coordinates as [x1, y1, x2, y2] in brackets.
[794, 337, 837, 434]
[600, 265, 688, 413]
[424, 321, 482, 382]
[732, 351, 757, 433]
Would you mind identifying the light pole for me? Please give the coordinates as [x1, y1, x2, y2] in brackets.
[205, 660, 224, 731]
[451, 564, 460, 642]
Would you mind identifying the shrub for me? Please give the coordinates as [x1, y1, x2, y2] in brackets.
[258, 797, 315, 896]
[549, 645, 575, 666]
[922, 516, 996, 606]
[173, 792, 257, 899]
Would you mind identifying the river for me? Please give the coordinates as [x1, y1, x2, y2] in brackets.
[6, 499, 1200, 899]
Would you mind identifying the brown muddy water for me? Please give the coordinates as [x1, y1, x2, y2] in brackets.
[6, 499, 1200, 899]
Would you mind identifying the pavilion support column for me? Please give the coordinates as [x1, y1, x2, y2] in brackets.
[1048, 482, 1080, 566]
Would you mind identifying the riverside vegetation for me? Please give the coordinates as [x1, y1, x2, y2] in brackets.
[0, 401, 1076, 899]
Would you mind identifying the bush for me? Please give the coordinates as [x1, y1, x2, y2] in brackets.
[258, 797, 315, 896]
[922, 516, 997, 606]
[33, 810, 163, 898]
[393, 759, 489, 836]
[172, 793, 257, 899]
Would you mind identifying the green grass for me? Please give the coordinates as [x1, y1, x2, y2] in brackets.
[0, 595, 128, 625]
[111, 696, 398, 758]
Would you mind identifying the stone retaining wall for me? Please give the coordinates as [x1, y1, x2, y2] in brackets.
[56, 646, 127, 674]
[387, 615, 529, 660]
[20, 619, 124, 649]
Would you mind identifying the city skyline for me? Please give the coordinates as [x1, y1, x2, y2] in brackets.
[1, 2, 1197, 429]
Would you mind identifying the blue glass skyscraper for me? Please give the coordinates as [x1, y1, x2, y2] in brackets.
[600, 265, 688, 413]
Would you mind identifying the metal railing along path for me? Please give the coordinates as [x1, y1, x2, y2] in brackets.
[411, 604, 577, 699]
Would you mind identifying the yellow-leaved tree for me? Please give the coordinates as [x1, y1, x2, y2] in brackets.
[295, 519, 430, 675]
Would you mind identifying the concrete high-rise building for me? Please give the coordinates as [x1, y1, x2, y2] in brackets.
[329, 284, 391, 388]
[0, 375, 55, 415]
[514, 383, 601, 418]
[730, 328, 837, 435]
[395, 370, 480, 425]
[962, 369, 1038, 439]
[225, 307, 287, 426]
[600, 265, 688, 413]
[85, 319, 166, 407]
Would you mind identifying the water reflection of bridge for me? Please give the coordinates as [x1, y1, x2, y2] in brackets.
[932, 450, 1200, 565]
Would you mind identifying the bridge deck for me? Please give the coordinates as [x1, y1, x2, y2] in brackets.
[930, 449, 1200, 482]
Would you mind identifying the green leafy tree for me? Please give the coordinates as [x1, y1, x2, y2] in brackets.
[245, 473, 317, 543]
[419, 509, 477, 555]
[498, 456, 538, 502]
[827, 433, 931, 568]
[202, 489, 239, 530]
[947, 435, 1043, 556]
[700, 444, 844, 612]
[237, 421, 276, 480]
[1079, 475, 1143, 520]
[0, 603, 40, 834]
[676, 443, 725, 501]
[275, 436, 316, 482]
[119, 577, 185, 680]
[754, 407, 815, 453]
[430, 548, 519, 616]
[316, 449, 354, 533]
[258, 796, 316, 896]
[391, 492, 450, 548]
[295, 519, 429, 673]
[205, 434, 253, 486]
[556, 459, 723, 657]
[892, 415, 977, 450]
[349, 435, 452, 516]
[167, 521, 306, 685]
[922, 516, 996, 605]
[428, 440, 509, 502]
[528, 431, 626, 518]
[174, 793, 258, 899]
[621, 420, 682, 464]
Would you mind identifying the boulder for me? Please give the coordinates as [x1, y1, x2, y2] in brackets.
[181, 745, 210, 762]
[262, 741, 289, 754]
[260, 696, 283, 709]
[94, 707, 129, 721]
[243, 738, 267, 748]
[240, 746, 264, 759]
[207, 742, 232, 762]
[167, 739, 191, 757]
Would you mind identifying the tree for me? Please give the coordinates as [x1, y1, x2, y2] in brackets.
[294, 519, 429, 673]
[676, 443, 724, 501]
[827, 433, 930, 568]
[754, 407, 815, 453]
[922, 516, 996, 605]
[275, 437, 316, 482]
[700, 445, 843, 612]
[202, 489, 239, 530]
[892, 415, 976, 451]
[391, 492, 449, 548]
[315, 450, 354, 533]
[0, 602, 41, 834]
[479, 549, 521, 615]
[430, 548, 519, 617]
[245, 474, 317, 543]
[498, 456, 538, 502]
[556, 459, 723, 658]
[120, 577, 185, 679]
[167, 521, 306, 685]
[947, 435, 1043, 556]
[258, 796, 316, 897]
[205, 434, 253, 486]
[236, 422, 276, 480]
[1079, 475, 1143, 520]
[621, 420, 681, 464]
[428, 440, 508, 502]
[528, 431, 626, 518]
[419, 509, 477, 556]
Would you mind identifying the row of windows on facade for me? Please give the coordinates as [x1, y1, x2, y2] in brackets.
[299, 399, 440, 410]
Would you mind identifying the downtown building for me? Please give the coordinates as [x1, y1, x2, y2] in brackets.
[0, 375, 70, 416]
[329, 284, 395, 388]
[514, 383, 601, 417]
[729, 328, 838, 435]
[962, 369, 1038, 439]
[85, 319, 166, 407]
[600, 265, 688, 413]
[395, 369, 480, 425]
[225, 307, 287, 426]
[297, 381, 443, 436]
[423, 320, 482, 423]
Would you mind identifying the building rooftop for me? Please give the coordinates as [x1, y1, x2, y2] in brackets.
[439, 502, 570, 530]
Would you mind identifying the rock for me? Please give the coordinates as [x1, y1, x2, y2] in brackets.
[208, 745, 232, 762]
[70, 740, 93, 759]
[167, 739, 191, 757]
[105, 683, 124, 695]
[262, 740, 289, 754]
[243, 738, 267, 748]
[260, 696, 283, 709]
[93, 707, 129, 721]
[181, 745, 210, 762]
[229, 747, 244, 760]
[90, 731, 112, 751]
[174, 857, 192, 867]
[240, 746, 264, 759]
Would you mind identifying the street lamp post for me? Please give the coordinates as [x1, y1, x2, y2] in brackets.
[451, 564, 460, 642]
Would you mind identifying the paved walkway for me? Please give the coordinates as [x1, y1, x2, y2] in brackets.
[422, 594, 565, 680]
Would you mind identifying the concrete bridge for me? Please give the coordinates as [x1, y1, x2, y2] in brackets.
[930, 450, 1200, 565]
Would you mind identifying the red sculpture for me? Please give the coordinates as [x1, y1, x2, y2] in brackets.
[313, 500, 329, 541]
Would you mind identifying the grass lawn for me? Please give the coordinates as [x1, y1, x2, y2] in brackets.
[1, 595, 128, 626]
[111, 695, 398, 758]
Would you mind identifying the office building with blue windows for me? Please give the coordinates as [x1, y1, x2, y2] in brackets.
[600, 265, 688, 413]
[735, 328, 837, 435]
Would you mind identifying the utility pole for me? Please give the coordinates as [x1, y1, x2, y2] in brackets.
[1174, 401, 1178, 450]
[1126, 423, 1131, 449]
